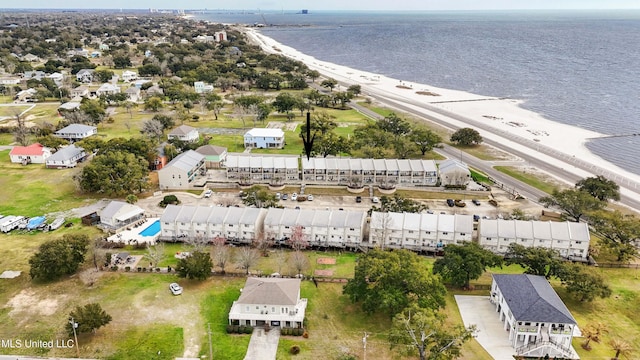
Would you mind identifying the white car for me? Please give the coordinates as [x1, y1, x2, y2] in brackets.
[307, 194, 313, 201]
[169, 282, 183, 295]
[204, 190, 213, 198]
[291, 193, 298, 201]
[371, 196, 379, 203]
[275, 192, 281, 200]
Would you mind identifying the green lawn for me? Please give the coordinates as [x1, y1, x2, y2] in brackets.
[494, 166, 559, 194]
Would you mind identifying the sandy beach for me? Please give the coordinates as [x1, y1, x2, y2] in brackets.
[242, 27, 640, 204]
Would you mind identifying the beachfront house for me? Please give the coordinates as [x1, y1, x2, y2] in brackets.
[477, 219, 591, 261]
[157, 150, 206, 190]
[45, 145, 87, 169]
[368, 212, 473, 251]
[490, 274, 578, 359]
[9, 143, 52, 164]
[195, 145, 227, 168]
[167, 125, 199, 143]
[439, 159, 471, 186]
[228, 277, 307, 329]
[244, 128, 285, 149]
[54, 124, 97, 141]
[226, 155, 299, 183]
[99, 200, 145, 231]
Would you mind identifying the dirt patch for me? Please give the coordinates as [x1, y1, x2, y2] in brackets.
[317, 257, 336, 265]
[314, 269, 334, 277]
[6, 289, 66, 318]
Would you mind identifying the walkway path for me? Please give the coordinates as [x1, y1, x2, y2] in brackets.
[243, 327, 281, 360]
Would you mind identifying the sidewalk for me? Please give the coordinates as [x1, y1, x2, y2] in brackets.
[243, 327, 280, 360]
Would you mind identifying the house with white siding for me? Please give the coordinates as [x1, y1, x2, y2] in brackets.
[167, 125, 199, 143]
[490, 274, 579, 359]
[244, 128, 285, 149]
[226, 155, 299, 183]
[99, 201, 145, 230]
[121, 70, 138, 82]
[45, 145, 87, 169]
[157, 150, 206, 190]
[439, 159, 471, 186]
[228, 277, 307, 329]
[9, 143, 51, 164]
[76, 69, 94, 83]
[368, 212, 473, 251]
[194, 81, 214, 94]
[477, 219, 590, 261]
[54, 124, 97, 141]
[96, 83, 121, 96]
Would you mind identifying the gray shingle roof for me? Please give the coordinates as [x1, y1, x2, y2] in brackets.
[493, 274, 577, 325]
[55, 124, 96, 135]
[196, 145, 227, 156]
[47, 145, 84, 162]
[164, 150, 204, 172]
[237, 277, 300, 305]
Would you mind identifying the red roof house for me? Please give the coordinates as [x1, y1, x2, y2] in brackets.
[9, 143, 52, 164]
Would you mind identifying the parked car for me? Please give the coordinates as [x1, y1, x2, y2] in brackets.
[291, 193, 298, 201]
[472, 199, 481, 206]
[169, 282, 183, 295]
[356, 196, 362, 203]
[473, 214, 480, 221]
[371, 196, 379, 203]
[204, 189, 213, 198]
[446, 199, 455, 207]
[282, 194, 289, 200]
[454, 199, 466, 207]
[275, 192, 281, 200]
[307, 194, 314, 201]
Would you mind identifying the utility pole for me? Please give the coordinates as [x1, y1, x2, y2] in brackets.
[70, 317, 80, 358]
[362, 331, 369, 360]
[207, 323, 213, 360]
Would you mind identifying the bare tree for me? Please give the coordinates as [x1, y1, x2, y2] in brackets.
[289, 251, 309, 276]
[144, 242, 166, 268]
[141, 119, 164, 141]
[372, 211, 394, 251]
[217, 197, 240, 207]
[253, 230, 274, 257]
[211, 236, 231, 274]
[273, 250, 287, 274]
[287, 225, 309, 252]
[13, 112, 30, 146]
[235, 246, 260, 275]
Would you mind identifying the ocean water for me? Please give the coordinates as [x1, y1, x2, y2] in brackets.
[196, 10, 640, 175]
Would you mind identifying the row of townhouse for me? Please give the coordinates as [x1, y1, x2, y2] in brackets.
[368, 212, 474, 250]
[301, 157, 440, 186]
[263, 208, 366, 248]
[226, 155, 299, 183]
[477, 219, 590, 260]
[159, 205, 266, 243]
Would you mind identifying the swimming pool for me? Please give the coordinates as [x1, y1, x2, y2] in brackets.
[139, 220, 161, 237]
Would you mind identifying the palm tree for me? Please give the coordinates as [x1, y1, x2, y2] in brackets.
[581, 322, 608, 350]
[610, 338, 633, 359]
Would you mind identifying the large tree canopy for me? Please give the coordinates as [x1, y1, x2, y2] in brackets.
[590, 210, 640, 262]
[343, 249, 446, 317]
[29, 234, 89, 281]
[576, 175, 620, 202]
[540, 188, 605, 222]
[176, 251, 213, 280]
[504, 243, 564, 279]
[433, 242, 502, 288]
[76, 151, 149, 195]
[450, 128, 482, 146]
[66, 303, 112, 336]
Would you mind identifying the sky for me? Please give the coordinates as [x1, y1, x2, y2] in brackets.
[4, 0, 640, 11]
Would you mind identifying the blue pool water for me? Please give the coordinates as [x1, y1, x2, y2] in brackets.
[139, 220, 161, 237]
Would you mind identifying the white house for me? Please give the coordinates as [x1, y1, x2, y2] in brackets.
[96, 83, 121, 96]
[124, 87, 141, 102]
[157, 150, 206, 189]
[214, 30, 227, 42]
[121, 70, 138, 82]
[490, 274, 579, 359]
[226, 155, 299, 183]
[439, 159, 471, 186]
[45, 145, 87, 169]
[368, 212, 474, 251]
[194, 81, 214, 94]
[167, 125, 199, 143]
[76, 69, 94, 83]
[301, 157, 439, 187]
[228, 277, 307, 329]
[54, 124, 97, 141]
[195, 145, 227, 168]
[71, 85, 90, 98]
[99, 201, 145, 230]
[244, 128, 285, 149]
[9, 143, 51, 164]
[47, 72, 64, 87]
[477, 219, 591, 261]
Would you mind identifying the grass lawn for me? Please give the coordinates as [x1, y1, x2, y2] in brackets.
[449, 143, 509, 161]
[0, 105, 32, 117]
[494, 166, 559, 194]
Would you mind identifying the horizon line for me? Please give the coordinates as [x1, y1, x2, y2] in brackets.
[1, 7, 640, 11]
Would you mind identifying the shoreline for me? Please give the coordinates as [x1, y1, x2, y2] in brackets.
[242, 27, 640, 192]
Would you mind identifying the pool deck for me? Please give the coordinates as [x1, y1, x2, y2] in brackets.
[107, 218, 160, 245]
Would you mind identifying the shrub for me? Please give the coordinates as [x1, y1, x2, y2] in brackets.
[137, 267, 142, 272]
[110, 265, 118, 271]
[239, 325, 246, 333]
[303, 330, 309, 338]
[244, 325, 253, 334]
[289, 345, 300, 355]
[226, 325, 234, 333]
[232, 325, 239, 333]
[296, 328, 304, 336]
[124, 266, 131, 272]
[142, 267, 147, 272]
[155, 267, 161, 272]
[105, 252, 112, 266]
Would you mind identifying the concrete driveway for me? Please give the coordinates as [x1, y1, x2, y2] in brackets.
[243, 327, 280, 360]
[455, 295, 515, 360]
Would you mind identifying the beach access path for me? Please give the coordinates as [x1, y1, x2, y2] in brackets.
[243, 27, 640, 213]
